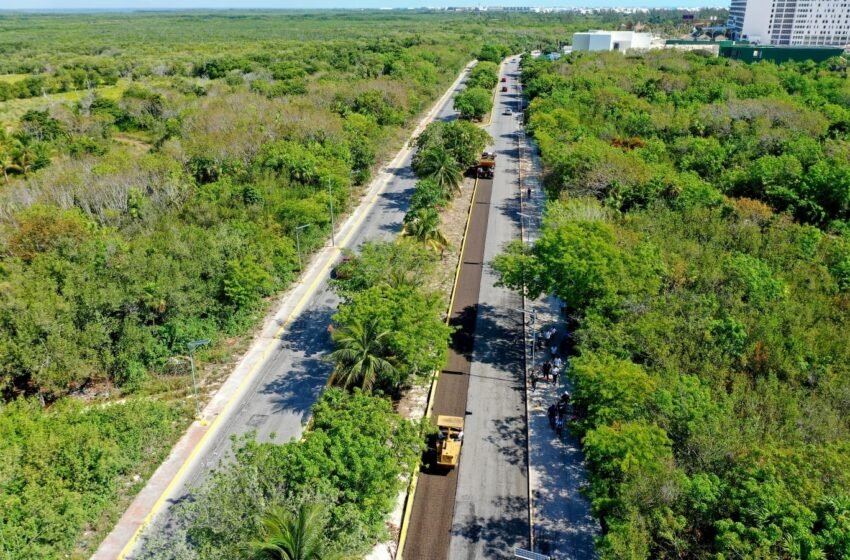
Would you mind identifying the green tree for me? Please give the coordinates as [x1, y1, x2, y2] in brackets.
[329, 319, 396, 390]
[12, 136, 48, 177]
[409, 178, 452, 211]
[330, 241, 436, 297]
[413, 121, 490, 171]
[142, 389, 424, 559]
[20, 109, 65, 142]
[414, 146, 463, 195]
[222, 257, 275, 309]
[583, 421, 673, 511]
[478, 44, 509, 63]
[453, 86, 492, 120]
[333, 283, 450, 389]
[0, 142, 19, 183]
[402, 207, 449, 254]
[467, 61, 499, 90]
[571, 353, 657, 430]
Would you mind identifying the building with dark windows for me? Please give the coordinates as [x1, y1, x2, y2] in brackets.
[728, 0, 850, 46]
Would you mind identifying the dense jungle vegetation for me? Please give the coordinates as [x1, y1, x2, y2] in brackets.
[0, 10, 519, 558]
[0, 9, 725, 558]
[496, 51, 850, 558]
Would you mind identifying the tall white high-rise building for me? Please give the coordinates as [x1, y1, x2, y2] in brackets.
[729, 0, 850, 46]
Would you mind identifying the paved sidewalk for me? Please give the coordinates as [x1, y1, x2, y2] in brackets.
[519, 126, 600, 558]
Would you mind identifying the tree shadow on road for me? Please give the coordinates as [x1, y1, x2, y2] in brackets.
[469, 302, 524, 381]
[380, 184, 415, 209]
[260, 304, 335, 417]
[485, 413, 527, 467]
[388, 165, 417, 181]
[451, 494, 530, 559]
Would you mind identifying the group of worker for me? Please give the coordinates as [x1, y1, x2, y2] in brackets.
[532, 325, 577, 437]
[547, 393, 573, 436]
[529, 326, 565, 391]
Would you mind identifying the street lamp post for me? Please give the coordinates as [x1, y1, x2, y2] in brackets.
[326, 177, 336, 247]
[295, 223, 311, 272]
[187, 339, 210, 419]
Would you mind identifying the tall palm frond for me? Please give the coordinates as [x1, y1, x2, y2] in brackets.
[417, 147, 463, 195]
[328, 319, 396, 390]
[250, 503, 337, 560]
[402, 208, 449, 254]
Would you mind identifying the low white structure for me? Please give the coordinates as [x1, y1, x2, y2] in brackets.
[571, 30, 658, 52]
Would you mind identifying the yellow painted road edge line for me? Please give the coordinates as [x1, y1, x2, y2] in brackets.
[396, 175, 479, 560]
[117, 254, 342, 559]
[115, 63, 475, 560]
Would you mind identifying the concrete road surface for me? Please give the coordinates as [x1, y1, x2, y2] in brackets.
[449, 57, 531, 560]
[94, 63, 473, 560]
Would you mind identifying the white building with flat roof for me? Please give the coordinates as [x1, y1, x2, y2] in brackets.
[571, 30, 659, 52]
[729, 0, 850, 46]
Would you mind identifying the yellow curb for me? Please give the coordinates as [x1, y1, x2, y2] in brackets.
[398, 54, 514, 558]
[396, 175, 480, 560]
[117, 242, 340, 559]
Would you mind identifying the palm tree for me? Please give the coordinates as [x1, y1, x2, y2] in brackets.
[328, 318, 396, 390]
[0, 146, 17, 184]
[0, 132, 18, 184]
[402, 208, 449, 255]
[417, 146, 463, 196]
[250, 503, 338, 560]
[383, 266, 421, 290]
[12, 139, 38, 177]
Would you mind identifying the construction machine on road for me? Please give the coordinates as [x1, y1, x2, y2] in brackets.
[434, 415, 464, 468]
[476, 152, 496, 179]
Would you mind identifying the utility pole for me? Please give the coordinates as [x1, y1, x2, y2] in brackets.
[327, 177, 336, 247]
[187, 339, 210, 419]
[295, 223, 311, 272]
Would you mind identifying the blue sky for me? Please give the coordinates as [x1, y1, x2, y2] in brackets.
[1, 1, 725, 10]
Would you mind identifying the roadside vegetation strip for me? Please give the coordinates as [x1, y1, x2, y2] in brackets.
[482, 57, 509, 126]
[397, 59, 507, 557]
[114, 245, 342, 560]
[139, 83, 490, 559]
